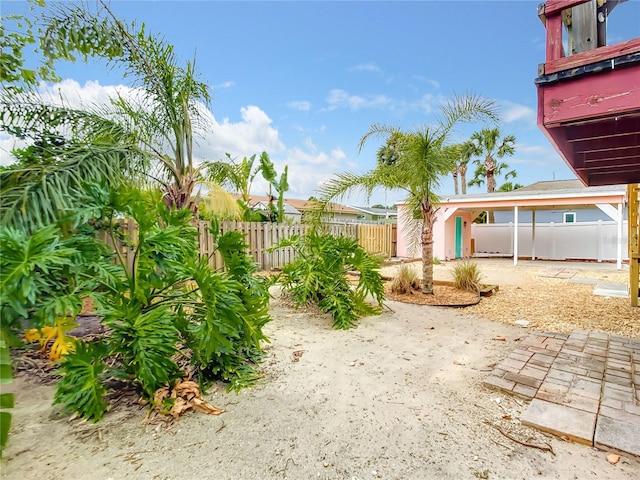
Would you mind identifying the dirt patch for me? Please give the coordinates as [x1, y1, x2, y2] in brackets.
[386, 283, 479, 306]
[4, 293, 640, 479]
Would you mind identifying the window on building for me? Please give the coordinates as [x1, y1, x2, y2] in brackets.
[564, 212, 576, 223]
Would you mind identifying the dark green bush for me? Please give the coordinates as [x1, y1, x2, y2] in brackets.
[2, 185, 272, 421]
[275, 232, 384, 329]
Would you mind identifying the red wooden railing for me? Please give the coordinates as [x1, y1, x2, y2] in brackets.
[540, 0, 640, 74]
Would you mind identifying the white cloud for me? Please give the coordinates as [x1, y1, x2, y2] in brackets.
[0, 79, 363, 202]
[412, 75, 440, 89]
[195, 105, 285, 161]
[326, 88, 392, 111]
[324, 88, 443, 115]
[0, 134, 25, 166]
[286, 100, 311, 112]
[499, 100, 536, 126]
[303, 137, 317, 152]
[215, 81, 235, 89]
[37, 79, 132, 109]
[349, 62, 381, 73]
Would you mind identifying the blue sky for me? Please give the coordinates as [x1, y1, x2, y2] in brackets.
[2, 0, 639, 206]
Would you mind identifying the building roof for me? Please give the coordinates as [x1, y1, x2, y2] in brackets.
[253, 201, 301, 215]
[233, 194, 360, 215]
[397, 179, 627, 211]
[351, 206, 398, 217]
[439, 180, 626, 203]
[515, 179, 584, 191]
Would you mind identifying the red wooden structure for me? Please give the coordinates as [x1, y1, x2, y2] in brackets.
[536, 0, 640, 186]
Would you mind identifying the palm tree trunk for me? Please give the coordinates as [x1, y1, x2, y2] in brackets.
[485, 157, 497, 223]
[421, 205, 436, 294]
[460, 167, 467, 195]
[452, 169, 459, 195]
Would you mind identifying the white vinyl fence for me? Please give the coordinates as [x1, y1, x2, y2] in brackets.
[471, 221, 628, 262]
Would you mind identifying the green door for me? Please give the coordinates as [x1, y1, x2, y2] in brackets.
[455, 216, 463, 259]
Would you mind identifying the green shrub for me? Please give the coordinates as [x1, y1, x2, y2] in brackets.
[0, 331, 14, 455]
[433, 257, 441, 265]
[3, 185, 272, 420]
[452, 260, 483, 293]
[274, 232, 384, 329]
[390, 265, 420, 294]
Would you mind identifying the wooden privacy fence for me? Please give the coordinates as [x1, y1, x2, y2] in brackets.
[101, 220, 396, 272]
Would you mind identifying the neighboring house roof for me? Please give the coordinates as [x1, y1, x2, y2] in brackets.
[231, 194, 359, 215]
[515, 179, 584, 192]
[351, 206, 398, 217]
[253, 201, 301, 215]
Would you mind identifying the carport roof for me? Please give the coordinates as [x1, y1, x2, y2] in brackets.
[433, 180, 626, 210]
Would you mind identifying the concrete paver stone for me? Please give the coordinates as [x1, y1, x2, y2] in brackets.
[594, 415, 640, 457]
[483, 329, 640, 459]
[521, 399, 596, 445]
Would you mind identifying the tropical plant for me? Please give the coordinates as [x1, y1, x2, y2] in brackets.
[259, 152, 290, 223]
[2, 185, 271, 421]
[458, 140, 476, 195]
[0, 222, 112, 337]
[497, 181, 523, 192]
[0, 1, 236, 231]
[316, 94, 498, 294]
[467, 128, 516, 223]
[467, 128, 516, 191]
[376, 131, 404, 167]
[0, 0, 64, 91]
[452, 260, 483, 293]
[208, 153, 264, 221]
[390, 265, 421, 295]
[0, 331, 14, 456]
[274, 232, 384, 329]
[446, 144, 462, 195]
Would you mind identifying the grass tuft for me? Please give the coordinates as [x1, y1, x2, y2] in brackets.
[390, 265, 421, 294]
[452, 260, 482, 293]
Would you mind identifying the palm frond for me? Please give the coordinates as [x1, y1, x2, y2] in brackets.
[0, 143, 142, 231]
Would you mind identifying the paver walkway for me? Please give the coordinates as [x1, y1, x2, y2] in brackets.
[484, 330, 640, 457]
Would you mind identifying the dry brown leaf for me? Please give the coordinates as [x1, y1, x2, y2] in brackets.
[191, 397, 226, 415]
[154, 387, 170, 404]
[170, 397, 191, 418]
[152, 380, 226, 419]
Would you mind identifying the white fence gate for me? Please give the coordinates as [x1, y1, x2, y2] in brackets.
[471, 220, 628, 262]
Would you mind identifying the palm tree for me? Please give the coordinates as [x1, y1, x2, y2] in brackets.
[497, 181, 523, 192]
[467, 128, 516, 193]
[316, 95, 497, 294]
[0, 2, 235, 230]
[445, 144, 461, 195]
[467, 128, 516, 223]
[458, 140, 476, 195]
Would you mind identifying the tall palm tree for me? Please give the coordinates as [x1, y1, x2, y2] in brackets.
[458, 140, 476, 195]
[0, 2, 234, 230]
[467, 127, 516, 193]
[467, 128, 516, 223]
[316, 95, 498, 294]
[445, 144, 461, 196]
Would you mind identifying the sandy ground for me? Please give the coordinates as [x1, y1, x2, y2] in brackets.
[3, 286, 640, 480]
[382, 258, 640, 338]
